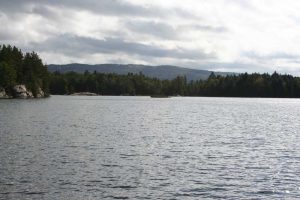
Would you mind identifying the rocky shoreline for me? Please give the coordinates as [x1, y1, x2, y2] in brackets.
[0, 85, 47, 99]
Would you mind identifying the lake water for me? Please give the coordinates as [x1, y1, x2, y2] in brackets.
[0, 96, 300, 199]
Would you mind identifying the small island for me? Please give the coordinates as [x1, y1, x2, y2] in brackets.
[150, 95, 170, 98]
[70, 92, 98, 96]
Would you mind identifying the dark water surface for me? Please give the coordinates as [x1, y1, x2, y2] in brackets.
[1, 96, 300, 199]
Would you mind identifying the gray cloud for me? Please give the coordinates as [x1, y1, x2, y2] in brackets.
[0, 0, 31, 13]
[125, 20, 178, 39]
[0, 0, 197, 19]
[0, 29, 16, 41]
[30, 34, 214, 60]
[124, 20, 227, 40]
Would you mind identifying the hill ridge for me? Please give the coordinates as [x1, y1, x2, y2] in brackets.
[47, 63, 234, 81]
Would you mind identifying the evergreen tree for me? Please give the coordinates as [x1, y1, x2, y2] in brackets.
[0, 45, 50, 97]
[0, 61, 16, 90]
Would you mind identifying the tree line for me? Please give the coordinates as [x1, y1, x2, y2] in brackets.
[2, 45, 300, 98]
[0, 45, 49, 96]
[49, 70, 300, 98]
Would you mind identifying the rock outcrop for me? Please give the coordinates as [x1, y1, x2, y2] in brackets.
[0, 87, 9, 99]
[13, 85, 34, 98]
[36, 87, 45, 98]
[0, 85, 47, 99]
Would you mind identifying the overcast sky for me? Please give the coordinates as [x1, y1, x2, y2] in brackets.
[1, 0, 300, 74]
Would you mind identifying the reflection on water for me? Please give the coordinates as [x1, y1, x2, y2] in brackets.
[0, 96, 300, 199]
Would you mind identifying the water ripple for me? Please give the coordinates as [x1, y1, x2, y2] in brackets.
[1, 96, 300, 199]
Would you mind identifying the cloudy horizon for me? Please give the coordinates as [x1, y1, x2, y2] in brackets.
[1, 0, 300, 74]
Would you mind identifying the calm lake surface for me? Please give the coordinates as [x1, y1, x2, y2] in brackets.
[1, 96, 300, 199]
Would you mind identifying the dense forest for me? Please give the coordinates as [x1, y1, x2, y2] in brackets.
[50, 70, 300, 98]
[0, 45, 49, 97]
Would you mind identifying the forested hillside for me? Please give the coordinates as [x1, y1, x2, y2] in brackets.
[48, 63, 233, 81]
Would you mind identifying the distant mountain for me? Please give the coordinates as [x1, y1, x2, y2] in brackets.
[47, 63, 235, 81]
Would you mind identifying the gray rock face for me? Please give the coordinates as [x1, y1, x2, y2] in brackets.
[0, 87, 9, 99]
[13, 85, 34, 98]
[0, 85, 46, 99]
[36, 87, 45, 98]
